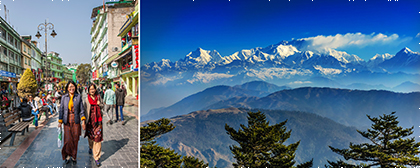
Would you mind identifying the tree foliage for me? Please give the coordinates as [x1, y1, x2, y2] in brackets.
[140, 118, 213, 168]
[225, 111, 313, 168]
[328, 112, 420, 168]
[76, 63, 91, 85]
[17, 68, 37, 98]
[140, 118, 176, 143]
[181, 156, 210, 168]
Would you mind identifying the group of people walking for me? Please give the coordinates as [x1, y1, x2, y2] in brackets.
[16, 80, 127, 167]
[57, 81, 126, 167]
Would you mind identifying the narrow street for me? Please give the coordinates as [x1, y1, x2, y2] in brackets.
[0, 92, 139, 168]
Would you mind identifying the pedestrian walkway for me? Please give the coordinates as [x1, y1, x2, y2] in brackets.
[0, 93, 139, 168]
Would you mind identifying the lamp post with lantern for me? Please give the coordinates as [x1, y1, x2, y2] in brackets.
[35, 19, 57, 89]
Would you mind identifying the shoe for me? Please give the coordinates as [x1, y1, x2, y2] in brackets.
[114, 120, 118, 123]
[72, 158, 77, 165]
[95, 160, 100, 167]
[35, 126, 38, 129]
[89, 148, 92, 154]
[121, 121, 125, 125]
[110, 120, 113, 125]
[65, 159, 70, 164]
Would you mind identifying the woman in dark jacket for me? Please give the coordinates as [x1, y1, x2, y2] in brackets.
[58, 81, 86, 165]
[84, 84, 104, 167]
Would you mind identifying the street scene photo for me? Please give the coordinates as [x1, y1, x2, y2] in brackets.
[141, 0, 420, 167]
[0, 0, 139, 168]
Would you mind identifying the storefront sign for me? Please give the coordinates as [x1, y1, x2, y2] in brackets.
[0, 70, 16, 78]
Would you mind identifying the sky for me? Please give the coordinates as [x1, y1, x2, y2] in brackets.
[0, 0, 111, 65]
[141, 0, 420, 64]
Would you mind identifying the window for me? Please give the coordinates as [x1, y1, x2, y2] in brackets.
[0, 27, 5, 40]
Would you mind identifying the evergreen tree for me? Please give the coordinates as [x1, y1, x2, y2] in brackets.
[329, 112, 420, 168]
[141, 118, 214, 168]
[17, 68, 37, 98]
[225, 111, 313, 168]
[181, 156, 210, 168]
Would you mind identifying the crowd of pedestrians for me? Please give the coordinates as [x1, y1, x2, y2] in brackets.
[56, 82, 126, 166]
[3, 80, 127, 167]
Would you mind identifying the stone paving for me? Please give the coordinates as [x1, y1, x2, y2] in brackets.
[0, 93, 139, 168]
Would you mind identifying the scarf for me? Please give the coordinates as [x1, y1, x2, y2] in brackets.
[68, 94, 74, 111]
[88, 94, 102, 124]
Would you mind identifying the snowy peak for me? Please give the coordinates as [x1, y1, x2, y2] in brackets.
[184, 48, 222, 64]
[369, 53, 394, 61]
[397, 47, 413, 55]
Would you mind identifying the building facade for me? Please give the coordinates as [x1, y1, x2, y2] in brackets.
[65, 63, 78, 83]
[31, 41, 43, 84]
[0, 15, 23, 83]
[90, 0, 135, 86]
[21, 36, 32, 71]
[116, 0, 138, 98]
[47, 51, 64, 83]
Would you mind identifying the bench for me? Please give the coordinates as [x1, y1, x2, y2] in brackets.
[2, 109, 34, 146]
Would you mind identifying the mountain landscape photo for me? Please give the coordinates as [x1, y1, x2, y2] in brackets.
[141, 0, 420, 167]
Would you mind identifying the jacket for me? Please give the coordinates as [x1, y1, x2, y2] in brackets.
[19, 102, 32, 122]
[103, 89, 115, 105]
[83, 95, 104, 124]
[115, 88, 126, 106]
[58, 93, 86, 125]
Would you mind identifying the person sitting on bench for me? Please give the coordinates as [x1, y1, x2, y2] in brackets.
[28, 95, 40, 129]
[40, 94, 53, 115]
[19, 97, 32, 122]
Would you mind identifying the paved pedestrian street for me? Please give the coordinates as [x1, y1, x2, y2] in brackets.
[0, 94, 139, 168]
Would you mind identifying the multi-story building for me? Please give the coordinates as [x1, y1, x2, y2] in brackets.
[0, 15, 23, 83]
[47, 51, 64, 83]
[62, 68, 73, 82]
[65, 63, 78, 83]
[90, 0, 135, 86]
[115, 0, 138, 98]
[21, 36, 32, 71]
[30, 40, 43, 83]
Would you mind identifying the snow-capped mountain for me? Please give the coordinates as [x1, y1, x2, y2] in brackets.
[367, 53, 394, 67]
[141, 41, 419, 86]
[379, 47, 420, 73]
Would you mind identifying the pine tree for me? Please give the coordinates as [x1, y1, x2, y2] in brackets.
[141, 118, 214, 168]
[17, 68, 37, 98]
[181, 156, 210, 168]
[328, 112, 420, 168]
[225, 111, 313, 168]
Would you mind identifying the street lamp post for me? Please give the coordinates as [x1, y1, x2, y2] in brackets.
[36, 19, 57, 89]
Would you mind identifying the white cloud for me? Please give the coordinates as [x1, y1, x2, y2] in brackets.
[288, 81, 312, 85]
[151, 75, 181, 85]
[187, 72, 234, 84]
[245, 68, 313, 80]
[416, 33, 420, 38]
[313, 65, 342, 75]
[300, 32, 411, 50]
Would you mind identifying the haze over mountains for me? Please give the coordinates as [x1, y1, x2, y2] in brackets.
[141, 40, 420, 113]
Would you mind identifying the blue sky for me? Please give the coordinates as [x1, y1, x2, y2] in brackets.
[141, 0, 420, 63]
[1, 0, 109, 64]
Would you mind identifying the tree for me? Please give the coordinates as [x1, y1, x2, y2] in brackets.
[181, 156, 209, 168]
[328, 112, 420, 168]
[225, 111, 313, 168]
[76, 63, 91, 85]
[17, 68, 37, 98]
[141, 118, 213, 168]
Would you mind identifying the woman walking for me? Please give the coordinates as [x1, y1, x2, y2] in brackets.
[84, 84, 103, 167]
[58, 81, 86, 165]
